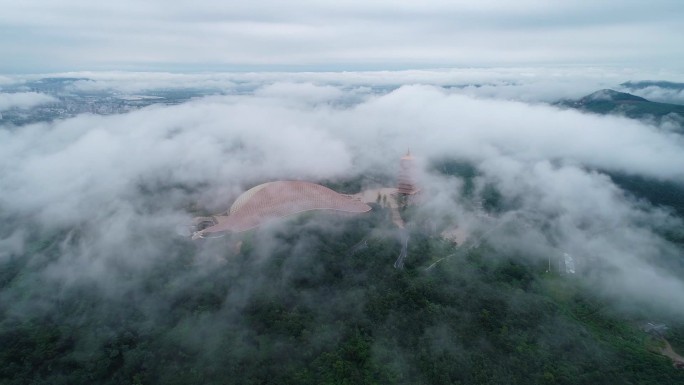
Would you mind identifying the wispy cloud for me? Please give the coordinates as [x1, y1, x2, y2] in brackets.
[1, 75, 683, 321]
[0, 92, 57, 111]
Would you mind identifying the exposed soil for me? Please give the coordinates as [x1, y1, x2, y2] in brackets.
[661, 338, 684, 369]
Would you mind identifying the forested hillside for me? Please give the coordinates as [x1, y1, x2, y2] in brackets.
[2, 205, 683, 385]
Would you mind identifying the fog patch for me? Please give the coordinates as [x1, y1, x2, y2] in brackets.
[0, 79, 683, 325]
[0, 92, 57, 111]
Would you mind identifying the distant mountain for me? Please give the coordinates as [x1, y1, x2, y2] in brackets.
[556, 89, 684, 131]
[621, 80, 684, 91]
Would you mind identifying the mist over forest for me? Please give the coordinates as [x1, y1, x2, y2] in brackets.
[1, 70, 684, 384]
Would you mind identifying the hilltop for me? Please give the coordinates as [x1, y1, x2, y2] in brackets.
[556, 89, 684, 132]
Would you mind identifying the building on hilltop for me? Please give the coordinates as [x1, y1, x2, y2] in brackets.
[188, 151, 420, 240]
[397, 150, 419, 196]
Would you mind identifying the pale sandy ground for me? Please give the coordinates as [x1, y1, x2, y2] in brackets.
[440, 227, 469, 245]
[192, 187, 474, 246]
[661, 339, 684, 368]
[354, 188, 471, 243]
[352, 188, 405, 228]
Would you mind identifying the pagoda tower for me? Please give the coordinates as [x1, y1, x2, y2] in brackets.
[397, 150, 418, 195]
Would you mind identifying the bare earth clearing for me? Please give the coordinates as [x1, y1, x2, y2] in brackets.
[661, 339, 684, 369]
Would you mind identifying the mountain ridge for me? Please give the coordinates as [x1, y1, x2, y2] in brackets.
[556, 88, 684, 131]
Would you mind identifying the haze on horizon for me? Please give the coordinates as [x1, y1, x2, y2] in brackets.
[0, 0, 682, 73]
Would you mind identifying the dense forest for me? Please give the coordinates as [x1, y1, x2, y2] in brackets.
[1, 200, 683, 385]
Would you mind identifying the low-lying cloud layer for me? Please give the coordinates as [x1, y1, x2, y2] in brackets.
[1, 74, 683, 323]
[7, 67, 684, 101]
[0, 92, 56, 111]
[618, 84, 684, 105]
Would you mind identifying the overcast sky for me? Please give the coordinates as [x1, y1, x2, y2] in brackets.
[1, 0, 682, 73]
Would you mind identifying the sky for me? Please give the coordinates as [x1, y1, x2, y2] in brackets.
[0, 0, 683, 73]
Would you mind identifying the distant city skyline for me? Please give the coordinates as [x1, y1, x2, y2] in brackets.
[0, 0, 682, 73]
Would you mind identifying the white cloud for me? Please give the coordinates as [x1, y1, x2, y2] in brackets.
[0, 77, 683, 318]
[35, 66, 684, 103]
[0, 92, 57, 111]
[254, 82, 345, 104]
[618, 85, 684, 105]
